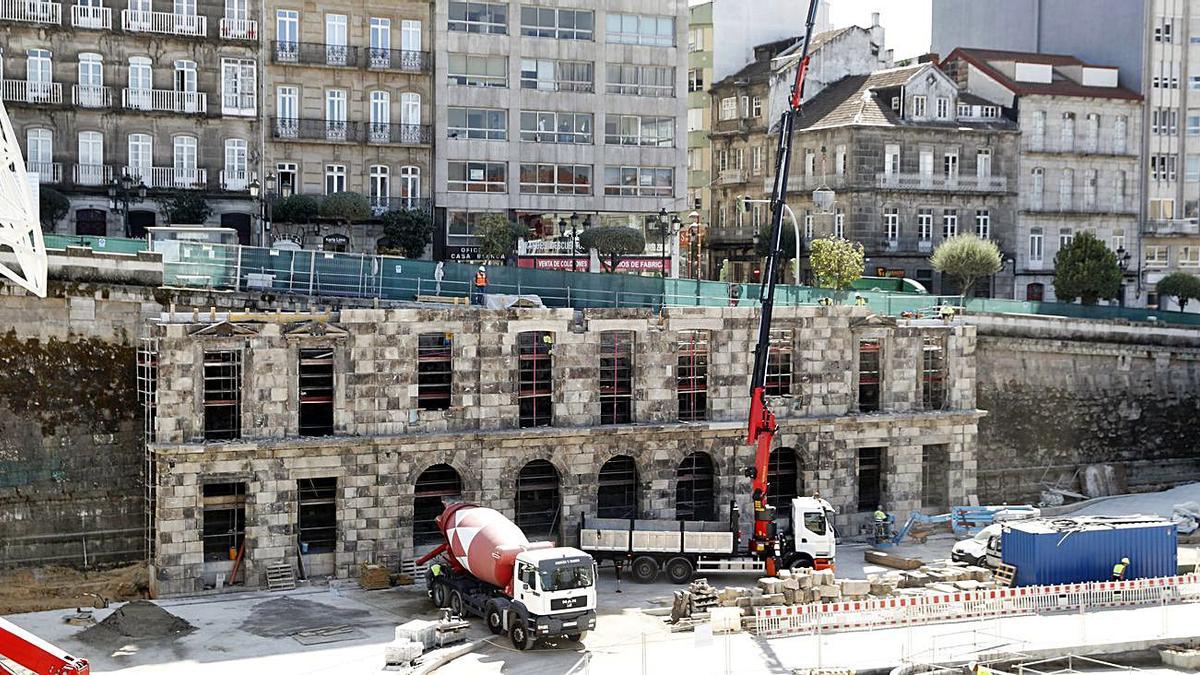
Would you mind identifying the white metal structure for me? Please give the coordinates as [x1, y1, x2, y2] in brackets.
[0, 100, 47, 297]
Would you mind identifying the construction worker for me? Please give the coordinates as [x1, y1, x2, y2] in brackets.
[873, 506, 890, 543]
[854, 294, 868, 306]
[939, 304, 956, 323]
[1112, 557, 1130, 581]
[473, 265, 488, 306]
[430, 562, 442, 578]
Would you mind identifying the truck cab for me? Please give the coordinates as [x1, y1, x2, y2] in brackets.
[504, 547, 598, 648]
[782, 497, 836, 569]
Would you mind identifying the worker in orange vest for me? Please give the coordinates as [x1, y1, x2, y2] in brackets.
[473, 265, 487, 305]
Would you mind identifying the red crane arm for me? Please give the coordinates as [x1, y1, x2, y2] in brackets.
[0, 617, 90, 675]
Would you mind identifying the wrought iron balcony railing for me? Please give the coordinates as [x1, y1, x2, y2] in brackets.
[271, 41, 359, 67]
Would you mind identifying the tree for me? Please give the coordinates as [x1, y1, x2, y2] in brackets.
[272, 194, 320, 223]
[39, 187, 69, 232]
[754, 221, 801, 282]
[161, 191, 212, 225]
[378, 209, 433, 259]
[475, 213, 528, 261]
[809, 236, 864, 291]
[929, 234, 1002, 297]
[1155, 272, 1200, 311]
[578, 226, 646, 273]
[318, 191, 371, 222]
[1053, 231, 1122, 305]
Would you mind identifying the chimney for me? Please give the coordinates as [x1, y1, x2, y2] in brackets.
[871, 12, 880, 26]
[870, 12, 885, 55]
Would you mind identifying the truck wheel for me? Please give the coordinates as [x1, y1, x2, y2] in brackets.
[566, 631, 588, 642]
[785, 554, 814, 571]
[485, 605, 504, 635]
[632, 556, 659, 583]
[509, 622, 533, 651]
[449, 590, 465, 617]
[431, 582, 449, 608]
[665, 557, 694, 584]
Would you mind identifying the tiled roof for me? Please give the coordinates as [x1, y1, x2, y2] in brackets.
[944, 47, 1142, 101]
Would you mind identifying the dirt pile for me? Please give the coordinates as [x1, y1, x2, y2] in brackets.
[0, 564, 148, 614]
[78, 600, 194, 644]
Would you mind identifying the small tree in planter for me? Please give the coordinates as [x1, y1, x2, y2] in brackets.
[162, 191, 212, 225]
[578, 226, 646, 273]
[318, 191, 371, 222]
[39, 187, 70, 232]
[930, 234, 1002, 297]
[1155, 271, 1200, 311]
[272, 194, 321, 223]
[379, 209, 434, 258]
[475, 213, 528, 261]
[1053, 231, 1121, 305]
[810, 236, 864, 299]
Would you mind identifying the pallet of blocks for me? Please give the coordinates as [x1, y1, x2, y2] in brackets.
[360, 563, 392, 590]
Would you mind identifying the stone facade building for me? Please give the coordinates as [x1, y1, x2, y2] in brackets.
[1, 0, 260, 239]
[143, 304, 979, 594]
[941, 49, 1143, 304]
[262, 0, 433, 253]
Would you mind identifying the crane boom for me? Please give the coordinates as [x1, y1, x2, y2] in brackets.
[0, 616, 90, 675]
[746, 0, 823, 576]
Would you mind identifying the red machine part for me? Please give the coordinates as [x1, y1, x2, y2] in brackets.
[0, 617, 90, 675]
[416, 503, 551, 595]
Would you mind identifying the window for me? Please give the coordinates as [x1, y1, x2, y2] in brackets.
[1059, 168, 1074, 209]
[1189, 156, 1200, 183]
[936, 97, 949, 119]
[957, 103, 970, 117]
[1153, 61, 1179, 88]
[1029, 227, 1043, 262]
[912, 95, 926, 117]
[677, 331, 708, 421]
[220, 57, 255, 114]
[919, 150, 934, 176]
[942, 209, 958, 239]
[805, 150, 815, 176]
[917, 209, 933, 242]
[276, 162, 296, 196]
[720, 97, 737, 120]
[1150, 198, 1176, 219]
[1111, 230, 1126, 253]
[202, 483, 245, 561]
[599, 331, 633, 425]
[1031, 167, 1045, 209]
[518, 332, 553, 428]
[400, 92, 419, 126]
[399, 166, 421, 206]
[1059, 112, 1075, 150]
[520, 58, 593, 92]
[368, 165, 390, 209]
[974, 209, 990, 239]
[687, 69, 703, 93]
[857, 338, 881, 412]
[297, 478, 336, 553]
[449, 107, 507, 140]
[126, 133, 151, 182]
[203, 350, 241, 440]
[76, 53, 103, 106]
[1058, 227, 1073, 250]
[417, 332, 452, 410]
[26, 128, 53, 177]
[921, 336, 945, 410]
[606, 12, 673, 46]
[607, 64, 674, 97]
[766, 450, 801, 522]
[835, 145, 846, 176]
[275, 9, 298, 55]
[324, 164, 346, 194]
[603, 166, 672, 196]
[519, 163, 591, 195]
[1146, 246, 1169, 268]
[447, 54, 507, 87]
[976, 148, 992, 177]
[414, 465, 462, 545]
[1083, 169, 1097, 208]
[1153, 108, 1179, 134]
[1190, 115, 1200, 136]
[1151, 154, 1178, 181]
[448, 161, 506, 192]
[766, 329, 793, 396]
[520, 110, 591, 144]
[752, 96, 762, 117]
[804, 213, 813, 240]
[172, 135, 197, 185]
[1114, 115, 1127, 153]
[921, 445, 949, 510]
[884, 207, 899, 244]
[604, 115, 674, 147]
[834, 211, 845, 238]
[884, 144, 900, 176]
[687, 108, 703, 131]
[676, 453, 715, 521]
[944, 151, 959, 180]
[275, 85, 297, 136]
[520, 6, 593, 40]
[1030, 110, 1045, 150]
[400, 19, 421, 52]
[223, 139, 247, 189]
[597, 456, 638, 519]
[1156, 16, 1174, 42]
[857, 447, 883, 511]
[448, 1, 507, 34]
[740, 95, 750, 118]
[1180, 246, 1200, 267]
[752, 146, 764, 175]
[324, 13, 348, 65]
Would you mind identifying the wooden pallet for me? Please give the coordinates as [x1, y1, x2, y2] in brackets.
[993, 563, 1016, 587]
[266, 562, 296, 591]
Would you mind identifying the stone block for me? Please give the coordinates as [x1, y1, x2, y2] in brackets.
[817, 585, 841, 600]
[813, 569, 835, 586]
[839, 579, 871, 596]
[781, 576, 800, 591]
[757, 577, 783, 594]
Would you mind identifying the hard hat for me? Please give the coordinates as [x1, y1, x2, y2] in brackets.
[478, 265, 485, 271]
[1122, 557, 1130, 563]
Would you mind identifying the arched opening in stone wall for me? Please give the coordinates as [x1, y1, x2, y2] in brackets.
[676, 451, 716, 521]
[413, 463, 462, 545]
[597, 455, 639, 519]
[766, 448, 802, 525]
[515, 459, 561, 540]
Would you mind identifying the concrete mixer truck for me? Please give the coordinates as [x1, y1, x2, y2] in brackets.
[415, 503, 598, 650]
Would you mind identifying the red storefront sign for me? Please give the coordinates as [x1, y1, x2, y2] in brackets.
[517, 256, 671, 273]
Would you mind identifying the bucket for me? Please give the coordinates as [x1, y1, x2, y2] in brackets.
[301, 541, 310, 554]
[228, 547, 237, 560]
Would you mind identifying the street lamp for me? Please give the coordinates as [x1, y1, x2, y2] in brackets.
[1116, 246, 1133, 306]
[248, 173, 277, 243]
[656, 208, 681, 278]
[570, 211, 580, 272]
[108, 171, 148, 238]
[688, 211, 703, 293]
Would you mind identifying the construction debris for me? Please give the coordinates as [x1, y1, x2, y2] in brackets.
[62, 610, 95, 627]
[864, 549, 923, 570]
[1173, 501, 1200, 536]
[359, 563, 392, 590]
[77, 600, 194, 644]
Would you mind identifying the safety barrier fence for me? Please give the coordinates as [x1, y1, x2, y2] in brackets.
[755, 574, 1200, 638]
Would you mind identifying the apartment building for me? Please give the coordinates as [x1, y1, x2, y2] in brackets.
[430, 0, 688, 263]
[1, 0, 261, 240]
[942, 49, 1143, 304]
[263, 0, 433, 253]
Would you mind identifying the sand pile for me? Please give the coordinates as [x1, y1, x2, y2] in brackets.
[78, 600, 194, 644]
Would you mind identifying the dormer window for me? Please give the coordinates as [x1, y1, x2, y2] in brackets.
[891, 96, 900, 112]
[912, 95, 927, 117]
[982, 106, 998, 118]
[936, 97, 949, 119]
[957, 103, 970, 117]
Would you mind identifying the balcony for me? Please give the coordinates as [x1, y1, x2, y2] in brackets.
[716, 169, 745, 186]
[365, 122, 431, 146]
[707, 226, 759, 244]
[0, 80, 62, 105]
[121, 9, 205, 36]
[136, 166, 207, 189]
[875, 172, 1008, 193]
[72, 84, 112, 108]
[0, 0, 60, 23]
[271, 117, 431, 145]
[219, 170, 250, 191]
[370, 196, 431, 215]
[27, 161, 61, 183]
[73, 163, 113, 186]
[1023, 203, 1138, 216]
[70, 3, 109, 28]
[366, 48, 430, 73]
[122, 88, 207, 114]
[1142, 219, 1200, 237]
[219, 17, 256, 39]
[1024, 140, 1135, 156]
[271, 41, 359, 67]
[221, 93, 256, 116]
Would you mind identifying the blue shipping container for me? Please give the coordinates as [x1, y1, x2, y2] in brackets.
[1001, 518, 1177, 587]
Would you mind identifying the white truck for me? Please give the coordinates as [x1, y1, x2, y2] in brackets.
[579, 496, 836, 583]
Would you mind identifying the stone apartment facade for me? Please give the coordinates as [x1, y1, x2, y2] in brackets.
[941, 49, 1143, 304]
[262, 0, 433, 253]
[430, 0, 688, 263]
[144, 305, 979, 594]
[1, 0, 260, 239]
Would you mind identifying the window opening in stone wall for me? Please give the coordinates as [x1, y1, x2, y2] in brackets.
[676, 451, 716, 521]
[298, 477, 337, 553]
[516, 460, 561, 540]
[298, 348, 334, 436]
[518, 331, 553, 428]
[203, 350, 242, 441]
[921, 444, 950, 511]
[414, 464, 462, 545]
[597, 455, 638, 519]
[857, 447, 883, 511]
[857, 339, 881, 412]
[921, 336, 946, 410]
[766, 448, 801, 524]
[417, 332, 453, 410]
[599, 330, 633, 424]
[202, 482, 246, 561]
[677, 330, 709, 421]
[766, 329, 793, 396]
